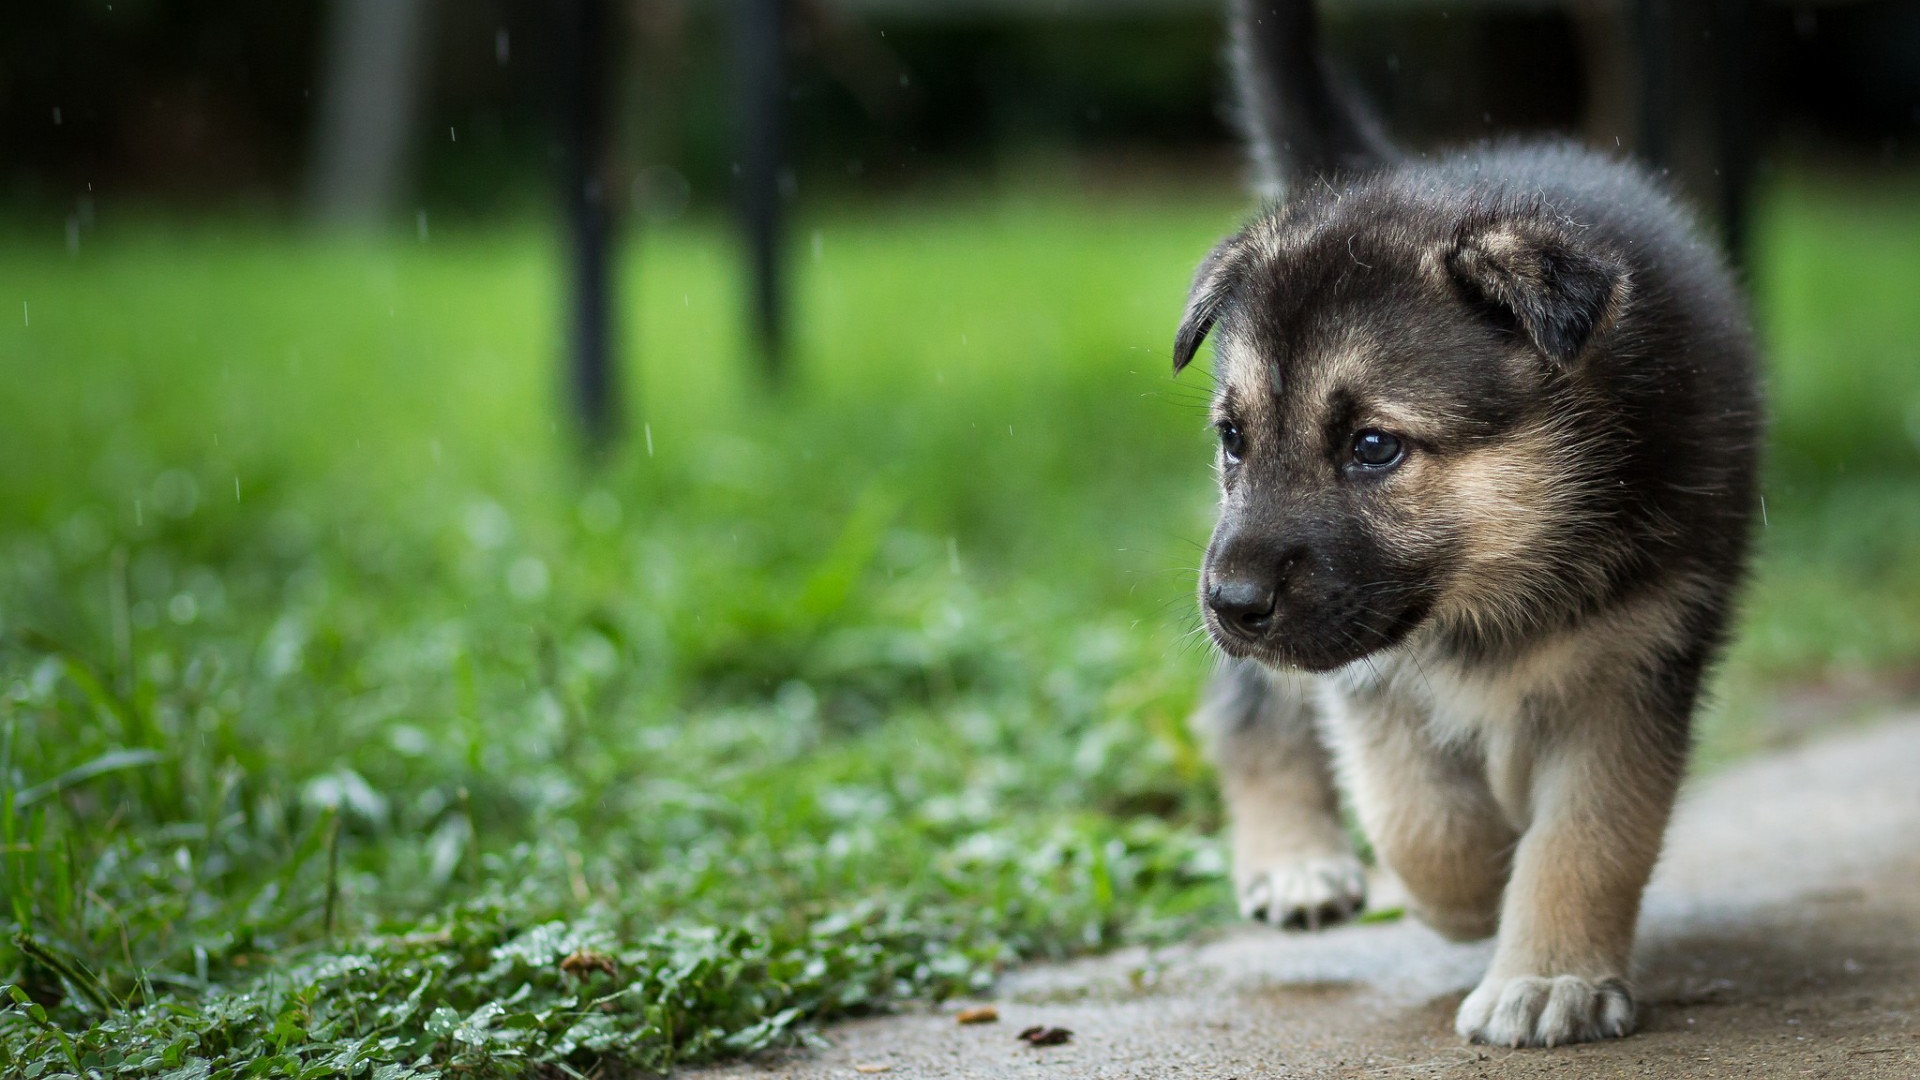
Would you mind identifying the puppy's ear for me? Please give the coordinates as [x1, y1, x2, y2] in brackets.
[1174, 234, 1247, 374]
[1447, 216, 1628, 365]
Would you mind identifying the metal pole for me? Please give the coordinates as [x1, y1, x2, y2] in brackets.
[309, 0, 431, 227]
[738, 0, 788, 382]
[558, 0, 621, 449]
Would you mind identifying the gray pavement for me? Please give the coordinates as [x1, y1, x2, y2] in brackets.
[690, 718, 1920, 1079]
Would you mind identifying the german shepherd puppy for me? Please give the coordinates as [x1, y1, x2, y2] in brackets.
[1178, 0, 1761, 1047]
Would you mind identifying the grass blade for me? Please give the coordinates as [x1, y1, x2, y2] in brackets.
[13, 749, 165, 809]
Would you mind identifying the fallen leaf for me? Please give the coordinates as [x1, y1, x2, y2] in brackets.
[853, 1064, 892, 1074]
[1018, 1025, 1072, 1047]
[955, 1005, 999, 1025]
[559, 949, 617, 979]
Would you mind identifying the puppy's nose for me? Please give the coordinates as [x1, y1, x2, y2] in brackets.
[1207, 577, 1277, 635]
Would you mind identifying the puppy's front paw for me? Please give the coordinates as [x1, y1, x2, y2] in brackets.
[1238, 855, 1367, 930]
[1455, 974, 1635, 1047]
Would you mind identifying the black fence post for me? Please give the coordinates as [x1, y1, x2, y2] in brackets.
[737, 0, 789, 382]
[558, 0, 621, 450]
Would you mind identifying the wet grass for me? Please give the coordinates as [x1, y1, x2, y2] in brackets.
[2, 173, 1918, 1076]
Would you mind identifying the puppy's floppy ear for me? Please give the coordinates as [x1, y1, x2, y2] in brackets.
[1174, 233, 1247, 374]
[1447, 215, 1628, 365]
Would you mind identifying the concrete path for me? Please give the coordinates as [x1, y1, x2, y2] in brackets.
[691, 718, 1920, 1079]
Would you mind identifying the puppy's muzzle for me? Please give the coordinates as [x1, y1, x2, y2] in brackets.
[1206, 576, 1278, 639]
[1204, 540, 1308, 644]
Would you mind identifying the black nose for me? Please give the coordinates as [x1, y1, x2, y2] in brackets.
[1207, 577, 1277, 635]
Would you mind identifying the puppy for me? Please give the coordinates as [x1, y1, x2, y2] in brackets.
[1178, 0, 1761, 1047]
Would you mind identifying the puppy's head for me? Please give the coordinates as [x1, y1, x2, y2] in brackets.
[1176, 196, 1629, 670]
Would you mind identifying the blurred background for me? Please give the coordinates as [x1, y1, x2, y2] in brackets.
[10, 0, 1920, 215]
[4, 1, 1920, 1074]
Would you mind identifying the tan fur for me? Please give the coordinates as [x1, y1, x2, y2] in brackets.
[1209, 584, 1705, 1044]
[1368, 405, 1640, 651]
[1195, 668, 1367, 928]
[1313, 678, 1513, 941]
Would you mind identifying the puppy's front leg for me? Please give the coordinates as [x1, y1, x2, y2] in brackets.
[1195, 660, 1365, 929]
[1455, 699, 1687, 1048]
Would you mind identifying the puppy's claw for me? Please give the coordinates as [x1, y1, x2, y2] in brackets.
[1456, 974, 1635, 1048]
[1237, 855, 1367, 931]
[1241, 876, 1274, 923]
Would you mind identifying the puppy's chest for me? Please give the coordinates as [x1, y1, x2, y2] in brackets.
[1346, 609, 1613, 726]
[1329, 650, 1541, 739]
[1322, 648, 1571, 827]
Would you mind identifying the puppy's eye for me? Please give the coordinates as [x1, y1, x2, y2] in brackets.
[1216, 422, 1246, 462]
[1350, 430, 1405, 470]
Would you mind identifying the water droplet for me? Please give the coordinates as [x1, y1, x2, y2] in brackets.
[167, 593, 199, 625]
[151, 470, 202, 518]
[507, 556, 550, 601]
[463, 501, 513, 549]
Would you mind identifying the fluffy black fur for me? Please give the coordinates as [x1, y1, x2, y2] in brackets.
[1179, 3, 1760, 677]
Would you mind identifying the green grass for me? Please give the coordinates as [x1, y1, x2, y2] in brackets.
[3, 173, 1919, 1077]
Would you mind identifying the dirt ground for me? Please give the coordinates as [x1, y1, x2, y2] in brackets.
[689, 718, 1920, 1079]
